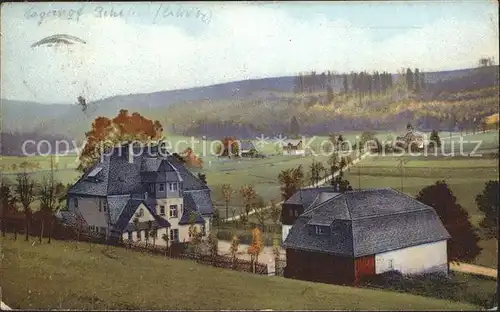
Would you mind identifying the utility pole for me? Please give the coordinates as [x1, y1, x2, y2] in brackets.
[397, 158, 404, 192]
[357, 165, 361, 191]
[398, 159, 409, 193]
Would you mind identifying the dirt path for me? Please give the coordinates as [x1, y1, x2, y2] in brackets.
[217, 240, 286, 273]
[450, 262, 497, 279]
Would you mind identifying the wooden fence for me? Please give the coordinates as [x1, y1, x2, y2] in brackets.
[122, 240, 268, 275]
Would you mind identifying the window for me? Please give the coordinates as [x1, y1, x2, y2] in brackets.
[137, 231, 141, 241]
[294, 210, 299, 217]
[160, 205, 165, 216]
[127, 232, 132, 240]
[315, 226, 325, 235]
[159, 183, 165, 191]
[103, 200, 107, 212]
[180, 204, 183, 214]
[98, 200, 102, 212]
[201, 224, 206, 236]
[169, 205, 178, 218]
[170, 229, 179, 242]
[388, 259, 394, 270]
[145, 229, 149, 239]
[289, 209, 294, 217]
[73, 198, 78, 208]
[169, 182, 178, 191]
[137, 208, 144, 217]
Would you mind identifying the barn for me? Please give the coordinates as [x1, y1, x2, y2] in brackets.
[282, 188, 451, 285]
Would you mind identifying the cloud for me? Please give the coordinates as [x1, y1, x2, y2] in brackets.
[1, 2, 498, 103]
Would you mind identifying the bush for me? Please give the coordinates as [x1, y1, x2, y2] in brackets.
[361, 271, 496, 308]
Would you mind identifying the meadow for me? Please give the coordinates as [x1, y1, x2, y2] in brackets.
[0, 130, 497, 212]
[0, 236, 482, 310]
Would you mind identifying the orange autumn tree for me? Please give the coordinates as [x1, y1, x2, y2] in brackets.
[247, 227, 263, 273]
[215, 136, 239, 157]
[181, 147, 203, 168]
[78, 109, 163, 171]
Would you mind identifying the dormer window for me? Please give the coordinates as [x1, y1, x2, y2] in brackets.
[315, 226, 326, 235]
[149, 184, 155, 193]
[169, 183, 178, 191]
[73, 198, 78, 208]
[159, 183, 165, 191]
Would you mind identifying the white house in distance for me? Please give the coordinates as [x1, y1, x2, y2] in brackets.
[57, 143, 214, 246]
[281, 187, 450, 285]
[280, 139, 305, 156]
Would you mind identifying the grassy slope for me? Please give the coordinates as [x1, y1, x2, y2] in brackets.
[0, 237, 479, 310]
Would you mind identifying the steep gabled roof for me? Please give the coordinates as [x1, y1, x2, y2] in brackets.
[184, 189, 213, 216]
[179, 193, 207, 225]
[284, 186, 339, 209]
[283, 188, 451, 257]
[68, 145, 206, 196]
[67, 159, 110, 196]
[114, 199, 171, 233]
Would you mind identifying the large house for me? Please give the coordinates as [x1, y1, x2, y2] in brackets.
[57, 143, 214, 245]
[280, 139, 305, 156]
[281, 188, 450, 285]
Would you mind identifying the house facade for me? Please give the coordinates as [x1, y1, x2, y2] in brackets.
[239, 141, 258, 157]
[282, 188, 450, 285]
[57, 143, 214, 246]
[281, 139, 305, 156]
[396, 130, 426, 149]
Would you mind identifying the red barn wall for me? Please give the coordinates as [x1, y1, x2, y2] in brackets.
[354, 255, 376, 283]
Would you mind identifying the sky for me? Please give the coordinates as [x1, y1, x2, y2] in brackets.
[1, 1, 498, 104]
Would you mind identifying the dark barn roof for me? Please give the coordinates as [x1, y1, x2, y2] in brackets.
[283, 188, 450, 257]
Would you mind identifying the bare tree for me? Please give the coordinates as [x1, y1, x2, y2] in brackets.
[269, 200, 281, 232]
[162, 232, 170, 257]
[239, 185, 257, 221]
[149, 222, 158, 248]
[253, 197, 268, 231]
[1, 176, 16, 238]
[221, 184, 233, 220]
[14, 171, 36, 241]
[38, 156, 66, 243]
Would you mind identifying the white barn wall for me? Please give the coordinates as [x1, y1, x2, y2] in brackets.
[282, 225, 292, 243]
[375, 240, 448, 275]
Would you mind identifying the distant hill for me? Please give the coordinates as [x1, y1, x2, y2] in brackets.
[1, 66, 498, 140]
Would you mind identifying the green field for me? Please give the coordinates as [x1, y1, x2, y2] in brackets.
[0, 236, 480, 310]
[0, 130, 497, 213]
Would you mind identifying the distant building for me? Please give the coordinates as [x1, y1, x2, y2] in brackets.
[57, 143, 214, 245]
[238, 141, 258, 157]
[282, 188, 450, 286]
[281, 139, 305, 156]
[396, 130, 426, 149]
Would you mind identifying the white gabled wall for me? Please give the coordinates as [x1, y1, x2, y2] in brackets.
[375, 240, 448, 275]
[282, 225, 292, 243]
[128, 203, 155, 224]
